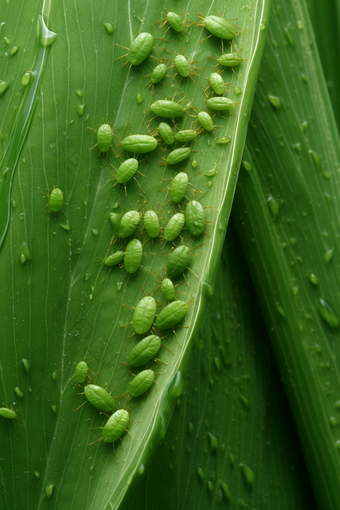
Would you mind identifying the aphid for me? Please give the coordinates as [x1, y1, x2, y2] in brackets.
[74, 361, 90, 383]
[148, 63, 168, 84]
[109, 212, 121, 229]
[158, 11, 189, 34]
[114, 158, 139, 184]
[209, 72, 227, 95]
[198, 14, 236, 40]
[150, 100, 184, 119]
[166, 245, 191, 276]
[171, 54, 202, 82]
[170, 172, 189, 203]
[84, 384, 115, 412]
[158, 122, 175, 145]
[197, 111, 214, 131]
[161, 278, 175, 300]
[104, 250, 125, 267]
[116, 211, 140, 238]
[218, 52, 244, 67]
[102, 409, 129, 443]
[133, 296, 157, 335]
[124, 239, 143, 274]
[97, 124, 112, 152]
[207, 97, 235, 111]
[175, 130, 197, 142]
[121, 135, 157, 154]
[185, 200, 205, 236]
[49, 187, 64, 213]
[129, 369, 155, 397]
[144, 210, 160, 238]
[0, 407, 16, 419]
[164, 213, 186, 242]
[128, 335, 162, 367]
[155, 300, 188, 329]
[166, 147, 191, 165]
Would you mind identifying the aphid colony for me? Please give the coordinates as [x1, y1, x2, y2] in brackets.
[69, 11, 244, 452]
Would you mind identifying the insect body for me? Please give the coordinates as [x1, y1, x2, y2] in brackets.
[84, 384, 115, 412]
[185, 201, 205, 236]
[151, 100, 184, 118]
[166, 147, 191, 165]
[158, 122, 175, 145]
[209, 73, 226, 95]
[128, 335, 161, 367]
[103, 409, 129, 442]
[128, 33, 154, 65]
[121, 135, 157, 153]
[105, 251, 125, 267]
[0, 407, 16, 419]
[124, 239, 143, 274]
[97, 124, 112, 152]
[115, 158, 139, 183]
[155, 301, 188, 329]
[161, 278, 175, 300]
[133, 296, 157, 335]
[198, 14, 236, 40]
[166, 12, 184, 32]
[175, 130, 197, 142]
[49, 187, 64, 213]
[109, 212, 122, 229]
[164, 213, 186, 241]
[129, 369, 155, 397]
[218, 52, 244, 67]
[144, 210, 160, 238]
[170, 172, 189, 203]
[116, 211, 140, 238]
[150, 64, 167, 84]
[166, 245, 191, 276]
[207, 97, 234, 111]
[75, 361, 90, 383]
[174, 55, 191, 77]
[197, 111, 214, 131]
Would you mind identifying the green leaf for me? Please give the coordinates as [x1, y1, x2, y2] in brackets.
[233, 0, 340, 508]
[0, 0, 270, 508]
[127, 224, 319, 509]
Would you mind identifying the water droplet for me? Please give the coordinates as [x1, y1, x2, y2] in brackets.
[309, 150, 320, 170]
[301, 73, 308, 83]
[38, 15, 57, 47]
[229, 453, 235, 466]
[207, 181, 213, 188]
[325, 248, 334, 263]
[208, 432, 219, 452]
[21, 71, 32, 87]
[284, 26, 294, 46]
[215, 135, 231, 144]
[20, 254, 26, 266]
[92, 229, 98, 236]
[77, 104, 85, 116]
[60, 222, 70, 231]
[293, 143, 301, 153]
[260, 22, 266, 30]
[104, 22, 114, 34]
[0, 80, 10, 96]
[242, 161, 252, 172]
[34, 471, 40, 479]
[51, 404, 57, 414]
[45, 484, 54, 499]
[300, 121, 308, 131]
[207, 480, 213, 493]
[319, 298, 339, 327]
[290, 238, 297, 246]
[84, 273, 90, 281]
[136, 92, 144, 104]
[239, 394, 250, 409]
[192, 160, 197, 169]
[267, 95, 281, 109]
[213, 356, 221, 372]
[14, 387, 24, 398]
[51, 372, 56, 380]
[205, 167, 217, 177]
[240, 463, 254, 484]
[11, 200, 16, 208]
[330, 416, 337, 426]
[9, 45, 19, 56]
[276, 304, 286, 319]
[117, 282, 123, 291]
[309, 273, 318, 285]
[197, 467, 205, 483]
[219, 480, 231, 500]
[267, 196, 279, 220]
[4, 37, 10, 45]
[234, 86, 242, 94]
[297, 20, 303, 29]
[22, 359, 30, 374]
[137, 464, 145, 475]
[112, 202, 119, 209]
[271, 39, 278, 48]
